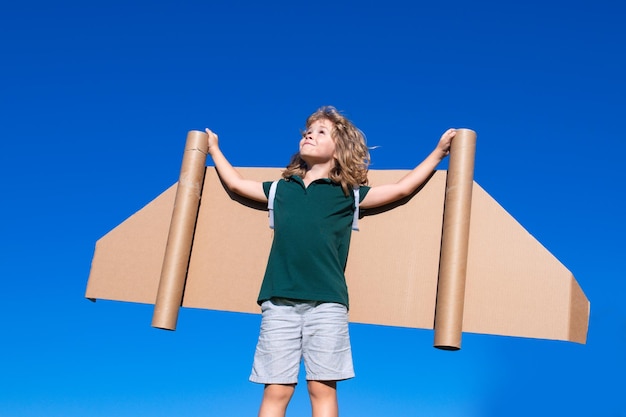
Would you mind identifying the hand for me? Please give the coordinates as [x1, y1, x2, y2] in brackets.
[437, 128, 456, 157]
[205, 128, 219, 155]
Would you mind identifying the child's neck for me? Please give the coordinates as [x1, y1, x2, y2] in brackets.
[302, 162, 333, 187]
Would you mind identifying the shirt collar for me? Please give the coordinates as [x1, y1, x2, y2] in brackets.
[289, 175, 334, 186]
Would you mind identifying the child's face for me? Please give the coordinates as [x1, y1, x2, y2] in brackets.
[300, 119, 336, 164]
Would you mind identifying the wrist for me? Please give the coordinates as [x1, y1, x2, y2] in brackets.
[432, 147, 447, 161]
[208, 144, 221, 157]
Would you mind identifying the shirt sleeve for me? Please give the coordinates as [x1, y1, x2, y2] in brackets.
[262, 181, 274, 198]
[358, 185, 371, 202]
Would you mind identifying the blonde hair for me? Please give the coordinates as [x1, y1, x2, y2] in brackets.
[283, 106, 370, 195]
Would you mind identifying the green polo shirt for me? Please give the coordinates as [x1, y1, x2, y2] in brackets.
[258, 176, 370, 308]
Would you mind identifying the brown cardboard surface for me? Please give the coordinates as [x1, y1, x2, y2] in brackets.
[462, 181, 590, 344]
[86, 184, 174, 305]
[86, 133, 590, 344]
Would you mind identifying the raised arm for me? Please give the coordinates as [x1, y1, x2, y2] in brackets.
[360, 128, 456, 209]
[206, 128, 268, 202]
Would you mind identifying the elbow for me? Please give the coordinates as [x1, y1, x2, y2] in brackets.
[220, 174, 246, 195]
[396, 186, 413, 200]
[229, 182, 246, 196]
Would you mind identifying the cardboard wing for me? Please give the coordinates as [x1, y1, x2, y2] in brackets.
[85, 130, 589, 348]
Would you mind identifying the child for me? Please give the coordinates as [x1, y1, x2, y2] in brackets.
[206, 106, 455, 417]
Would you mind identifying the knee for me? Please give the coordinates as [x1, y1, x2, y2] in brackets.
[308, 381, 338, 417]
[307, 380, 337, 401]
[263, 383, 295, 405]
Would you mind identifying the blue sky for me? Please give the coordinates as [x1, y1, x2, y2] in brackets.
[1, 0, 624, 415]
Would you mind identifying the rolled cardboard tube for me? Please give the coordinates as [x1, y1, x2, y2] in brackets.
[152, 130, 209, 330]
[433, 128, 476, 350]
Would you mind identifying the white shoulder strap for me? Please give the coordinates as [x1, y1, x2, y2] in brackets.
[352, 186, 360, 231]
[268, 180, 279, 229]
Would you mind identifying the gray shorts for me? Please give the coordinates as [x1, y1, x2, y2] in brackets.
[249, 298, 355, 384]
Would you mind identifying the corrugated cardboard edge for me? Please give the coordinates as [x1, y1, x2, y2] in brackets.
[569, 277, 590, 344]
